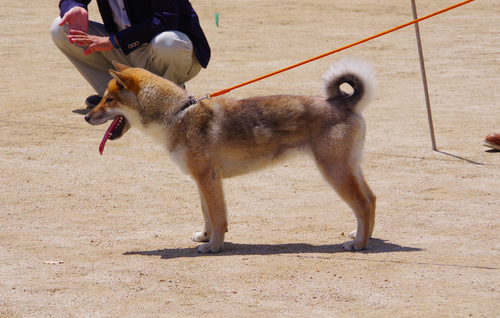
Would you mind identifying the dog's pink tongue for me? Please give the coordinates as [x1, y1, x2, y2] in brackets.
[99, 116, 122, 155]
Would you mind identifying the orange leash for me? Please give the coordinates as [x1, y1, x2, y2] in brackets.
[201, 0, 475, 100]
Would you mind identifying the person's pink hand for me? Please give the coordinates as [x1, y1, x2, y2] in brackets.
[68, 30, 114, 55]
[59, 6, 89, 33]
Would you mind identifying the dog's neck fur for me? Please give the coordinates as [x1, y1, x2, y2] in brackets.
[127, 91, 200, 151]
[123, 106, 170, 146]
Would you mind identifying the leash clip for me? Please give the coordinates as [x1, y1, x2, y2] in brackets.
[195, 94, 211, 102]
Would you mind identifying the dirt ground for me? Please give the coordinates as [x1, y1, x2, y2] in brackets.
[1, 0, 499, 317]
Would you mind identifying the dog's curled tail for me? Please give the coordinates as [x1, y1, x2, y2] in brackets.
[322, 58, 376, 115]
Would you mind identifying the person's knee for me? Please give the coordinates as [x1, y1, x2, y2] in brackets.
[151, 31, 192, 60]
[50, 17, 68, 46]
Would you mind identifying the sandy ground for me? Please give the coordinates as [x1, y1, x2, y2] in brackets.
[1, 0, 500, 317]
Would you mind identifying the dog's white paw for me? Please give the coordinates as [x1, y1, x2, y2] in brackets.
[191, 231, 210, 242]
[342, 240, 366, 251]
[343, 230, 367, 250]
[198, 241, 223, 253]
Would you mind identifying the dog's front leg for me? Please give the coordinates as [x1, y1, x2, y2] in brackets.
[192, 168, 228, 253]
[190, 186, 212, 242]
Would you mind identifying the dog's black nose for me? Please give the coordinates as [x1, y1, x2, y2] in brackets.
[84, 115, 90, 123]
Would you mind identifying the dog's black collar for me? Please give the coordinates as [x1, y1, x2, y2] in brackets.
[175, 96, 198, 116]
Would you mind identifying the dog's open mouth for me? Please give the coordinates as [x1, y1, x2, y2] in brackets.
[99, 116, 126, 155]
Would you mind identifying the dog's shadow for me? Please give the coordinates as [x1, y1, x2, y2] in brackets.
[123, 238, 422, 260]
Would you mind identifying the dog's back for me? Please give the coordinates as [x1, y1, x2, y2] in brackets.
[185, 58, 377, 178]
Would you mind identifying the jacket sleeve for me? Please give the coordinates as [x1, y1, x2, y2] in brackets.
[59, 0, 91, 18]
[114, 1, 182, 55]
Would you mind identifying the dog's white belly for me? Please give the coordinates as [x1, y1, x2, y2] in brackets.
[166, 145, 312, 178]
[219, 146, 312, 178]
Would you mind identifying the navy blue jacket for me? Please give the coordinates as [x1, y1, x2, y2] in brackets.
[59, 0, 210, 68]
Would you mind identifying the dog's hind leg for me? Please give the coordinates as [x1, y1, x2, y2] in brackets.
[314, 151, 376, 251]
[192, 168, 228, 253]
[348, 171, 376, 241]
[190, 186, 212, 243]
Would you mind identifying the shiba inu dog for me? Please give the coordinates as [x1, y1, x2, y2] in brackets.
[85, 59, 377, 253]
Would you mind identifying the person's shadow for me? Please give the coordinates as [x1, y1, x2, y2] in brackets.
[123, 238, 422, 260]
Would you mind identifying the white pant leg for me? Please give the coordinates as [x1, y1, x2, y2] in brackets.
[129, 31, 202, 86]
[50, 17, 131, 96]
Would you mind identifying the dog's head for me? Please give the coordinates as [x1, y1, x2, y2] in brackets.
[85, 61, 187, 154]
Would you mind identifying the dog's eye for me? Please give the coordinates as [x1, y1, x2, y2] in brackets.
[106, 98, 114, 103]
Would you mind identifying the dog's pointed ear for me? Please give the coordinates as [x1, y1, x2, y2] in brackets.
[112, 60, 131, 72]
[109, 70, 133, 90]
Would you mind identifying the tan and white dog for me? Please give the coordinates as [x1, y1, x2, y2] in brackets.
[85, 59, 377, 253]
